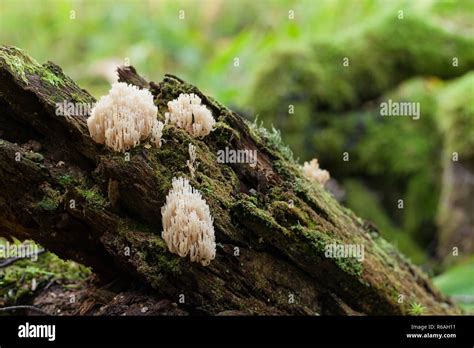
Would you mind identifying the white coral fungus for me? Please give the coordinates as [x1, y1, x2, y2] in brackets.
[187, 143, 197, 178]
[87, 82, 163, 152]
[303, 158, 330, 186]
[165, 93, 216, 137]
[151, 120, 164, 148]
[161, 177, 216, 266]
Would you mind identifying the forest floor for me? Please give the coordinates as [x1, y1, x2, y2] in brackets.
[16, 276, 188, 316]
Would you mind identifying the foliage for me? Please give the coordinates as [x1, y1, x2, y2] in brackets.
[433, 257, 474, 312]
[1, 0, 471, 104]
[0, 239, 90, 306]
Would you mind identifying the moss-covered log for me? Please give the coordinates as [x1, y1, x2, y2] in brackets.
[0, 46, 461, 315]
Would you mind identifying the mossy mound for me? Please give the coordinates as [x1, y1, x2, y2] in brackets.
[249, 15, 474, 161]
[436, 72, 474, 159]
[249, 15, 473, 262]
[436, 73, 474, 260]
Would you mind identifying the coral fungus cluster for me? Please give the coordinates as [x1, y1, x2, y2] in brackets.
[161, 177, 216, 266]
[303, 158, 330, 185]
[87, 82, 163, 152]
[165, 93, 216, 137]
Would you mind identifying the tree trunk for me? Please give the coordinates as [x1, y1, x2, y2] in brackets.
[0, 46, 461, 315]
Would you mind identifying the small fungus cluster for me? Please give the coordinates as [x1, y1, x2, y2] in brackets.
[165, 93, 215, 137]
[303, 158, 330, 186]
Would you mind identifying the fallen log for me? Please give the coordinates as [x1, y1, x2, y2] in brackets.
[0, 46, 460, 315]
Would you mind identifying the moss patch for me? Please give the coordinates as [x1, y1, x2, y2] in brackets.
[437, 72, 474, 158]
[0, 239, 90, 306]
[77, 185, 108, 209]
[0, 46, 65, 87]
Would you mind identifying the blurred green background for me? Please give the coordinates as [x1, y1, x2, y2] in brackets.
[0, 0, 473, 312]
[0, 0, 469, 104]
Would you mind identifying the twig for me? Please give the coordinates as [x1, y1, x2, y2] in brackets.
[0, 249, 46, 268]
[0, 305, 53, 315]
[44, 278, 57, 290]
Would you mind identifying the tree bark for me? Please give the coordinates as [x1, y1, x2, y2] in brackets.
[0, 46, 461, 315]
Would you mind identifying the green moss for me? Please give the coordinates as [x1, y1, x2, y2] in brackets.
[437, 72, 474, 158]
[245, 17, 465, 263]
[296, 224, 363, 277]
[232, 198, 289, 237]
[39, 69, 64, 86]
[211, 121, 241, 147]
[24, 151, 44, 163]
[0, 46, 64, 86]
[134, 232, 184, 276]
[35, 186, 62, 211]
[144, 246, 183, 276]
[356, 84, 441, 177]
[0, 46, 40, 84]
[37, 197, 59, 211]
[58, 174, 74, 186]
[294, 224, 331, 254]
[290, 77, 442, 255]
[70, 92, 89, 104]
[108, 224, 185, 288]
[248, 118, 295, 162]
[233, 194, 364, 277]
[249, 16, 474, 160]
[270, 199, 316, 230]
[0, 240, 90, 305]
[77, 186, 108, 209]
[335, 255, 363, 277]
[408, 302, 427, 316]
